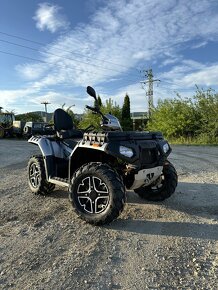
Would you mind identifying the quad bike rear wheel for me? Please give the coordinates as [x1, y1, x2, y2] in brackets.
[27, 155, 55, 195]
[134, 161, 177, 201]
[69, 162, 126, 225]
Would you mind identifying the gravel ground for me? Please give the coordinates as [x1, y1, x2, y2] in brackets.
[0, 140, 217, 290]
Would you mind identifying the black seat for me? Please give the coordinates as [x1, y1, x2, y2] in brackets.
[53, 108, 83, 139]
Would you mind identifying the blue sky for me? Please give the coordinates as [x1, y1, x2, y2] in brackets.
[0, 0, 218, 114]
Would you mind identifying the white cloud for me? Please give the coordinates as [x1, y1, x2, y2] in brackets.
[0, 86, 90, 114]
[191, 41, 208, 49]
[29, 0, 218, 88]
[161, 59, 177, 67]
[33, 3, 69, 33]
[160, 61, 218, 88]
[6, 0, 218, 113]
[132, 51, 152, 60]
[113, 61, 218, 112]
[178, 64, 218, 87]
[16, 63, 48, 80]
[108, 83, 149, 112]
[0, 88, 38, 113]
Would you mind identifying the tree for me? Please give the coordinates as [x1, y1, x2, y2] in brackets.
[94, 95, 102, 109]
[62, 104, 79, 127]
[147, 87, 218, 144]
[79, 97, 101, 129]
[97, 95, 102, 107]
[78, 97, 122, 130]
[15, 112, 43, 122]
[121, 94, 132, 131]
[147, 97, 198, 139]
[194, 87, 218, 142]
[78, 109, 101, 130]
[104, 98, 121, 120]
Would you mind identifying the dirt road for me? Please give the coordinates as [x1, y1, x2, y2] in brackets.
[0, 140, 217, 289]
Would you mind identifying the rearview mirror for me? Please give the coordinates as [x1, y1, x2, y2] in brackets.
[87, 86, 97, 99]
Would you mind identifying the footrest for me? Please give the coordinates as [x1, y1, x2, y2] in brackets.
[49, 177, 69, 187]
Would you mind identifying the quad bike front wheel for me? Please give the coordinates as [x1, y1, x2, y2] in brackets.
[134, 161, 178, 201]
[27, 155, 55, 195]
[69, 162, 126, 225]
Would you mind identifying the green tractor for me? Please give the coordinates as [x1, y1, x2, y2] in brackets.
[0, 107, 15, 138]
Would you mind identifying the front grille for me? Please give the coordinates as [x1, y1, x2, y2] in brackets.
[141, 148, 157, 165]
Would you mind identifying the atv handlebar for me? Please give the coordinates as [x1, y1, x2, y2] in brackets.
[86, 105, 109, 123]
[86, 105, 98, 113]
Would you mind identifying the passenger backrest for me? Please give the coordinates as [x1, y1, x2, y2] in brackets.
[53, 108, 74, 131]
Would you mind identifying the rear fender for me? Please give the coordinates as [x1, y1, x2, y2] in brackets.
[28, 136, 71, 179]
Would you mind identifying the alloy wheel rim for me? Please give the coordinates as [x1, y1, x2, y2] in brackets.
[29, 163, 40, 188]
[76, 176, 109, 214]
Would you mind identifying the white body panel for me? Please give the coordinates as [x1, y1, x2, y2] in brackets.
[129, 166, 163, 190]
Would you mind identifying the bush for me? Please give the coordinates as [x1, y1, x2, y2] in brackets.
[147, 88, 218, 144]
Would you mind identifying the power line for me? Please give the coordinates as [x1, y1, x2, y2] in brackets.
[0, 38, 138, 76]
[0, 31, 45, 46]
[0, 50, 46, 63]
[0, 30, 138, 72]
[0, 50, 138, 83]
[160, 79, 185, 88]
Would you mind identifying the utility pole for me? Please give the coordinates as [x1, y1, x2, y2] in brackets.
[41, 101, 50, 122]
[140, 69, 160, 119]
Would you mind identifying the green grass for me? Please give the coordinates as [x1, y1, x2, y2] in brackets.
[168, 135, 218, 146]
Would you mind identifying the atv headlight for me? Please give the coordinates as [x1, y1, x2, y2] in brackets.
[119, 146, 134, 158]
[163, 143, 169, 153]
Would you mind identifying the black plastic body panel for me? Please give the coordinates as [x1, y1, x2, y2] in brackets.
[44, 155, 69, 180]
[104, 131, 170, 169]
[106, 131, 163, 141]
[36, 130, 171, 182]
[82, 131, 170, 169]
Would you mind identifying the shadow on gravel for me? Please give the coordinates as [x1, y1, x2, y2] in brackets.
[126, 182, 218, 220]
[108, 220, 218, 240]
[49, 190, 68, 199]
[105, 181, 218, 240]
[38, 183, 218, 241]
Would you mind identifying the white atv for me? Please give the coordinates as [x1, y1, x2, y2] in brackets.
[27, 86, 177, 225]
